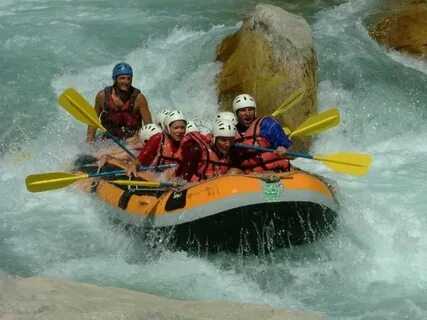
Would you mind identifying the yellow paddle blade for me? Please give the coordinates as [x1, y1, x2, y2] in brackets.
[58, 88, 106, 131]
[314, 152, 373, 176]
[112, 180, 163, 188]
[289, 108, 340, 139]
[271, 87, 305, 117]
[26, 172, 89, 192]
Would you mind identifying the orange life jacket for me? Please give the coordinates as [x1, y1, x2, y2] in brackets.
[183, 132, 231, 182]
[152, 133, 183, 166]
[235, 117, 290, 173]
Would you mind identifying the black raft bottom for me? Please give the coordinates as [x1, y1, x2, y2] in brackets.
[153, 201, 337, 253]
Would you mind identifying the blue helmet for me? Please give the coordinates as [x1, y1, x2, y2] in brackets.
[112, 62, 133, 80]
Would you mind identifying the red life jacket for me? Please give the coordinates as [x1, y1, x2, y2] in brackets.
[235, 117, 290, 173]
[152, 132, 183, 166]
[99, 86, 142, 139]
[183, 132, 231, 182]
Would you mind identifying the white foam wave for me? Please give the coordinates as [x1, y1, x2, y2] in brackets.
[52, 24, 236, 130]
[387, 50, 427, 75]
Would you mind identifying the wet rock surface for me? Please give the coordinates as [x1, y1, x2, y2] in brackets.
[0, 275, 324, 320]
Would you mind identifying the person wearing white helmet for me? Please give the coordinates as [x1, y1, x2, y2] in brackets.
[125, 110, 186, 177]
[156, 109, 171, 130]
[86, 62, 153, 143]
[95, 123, 162, 167]
[140, 123, 162, 144]
[216, 111, 237, 126]
[175, 119, 239, 182]
[185, 120, 199, 133]
[162, 110, 186, 136]
[232, 93, 292, 173]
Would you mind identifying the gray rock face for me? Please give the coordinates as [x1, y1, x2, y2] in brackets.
[247, 4, 314, 65]
[0, 276, 324, 320]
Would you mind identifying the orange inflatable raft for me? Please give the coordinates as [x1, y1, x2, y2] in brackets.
[75, 156, 339, 251]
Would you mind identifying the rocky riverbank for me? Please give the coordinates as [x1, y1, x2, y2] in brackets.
[369, 0, 427, 58]
[0, 275, 324, 320]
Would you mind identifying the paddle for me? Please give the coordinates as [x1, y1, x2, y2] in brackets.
[111, 180, 181, 188]
[26, 170, 125, 193]
[25, 164, 177, 193]
[271, 87, 305, 118]
[58, 88, 137, 160]
[288, 108, 340, 139]
[234, 143, 372, 176]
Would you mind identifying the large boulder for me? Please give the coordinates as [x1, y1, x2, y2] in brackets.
[369, 1, 427, 58]
[216, 4, 318, 150]
[0, 275, 324, 320]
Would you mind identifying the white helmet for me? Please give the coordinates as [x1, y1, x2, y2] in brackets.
[216, 111, 237, 125]
[212, 120, 236, 139]
[186, 120, 199, 133]
[164, 110, 187, 134]
[232, 94, 256, 113]
[156, 109, 171, 130]
[140, 123, 162, 144]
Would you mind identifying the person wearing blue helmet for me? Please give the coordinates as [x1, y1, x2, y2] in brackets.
[86, 62, 153, 143]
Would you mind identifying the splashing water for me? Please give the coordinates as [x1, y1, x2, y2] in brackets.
[1, 1, 427, 319]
